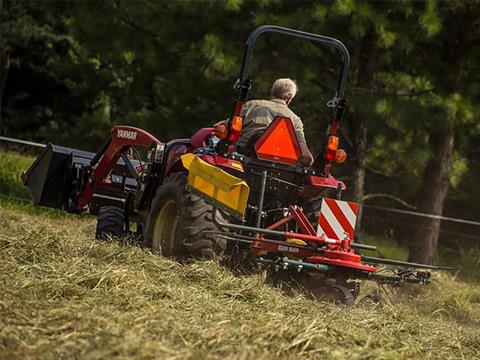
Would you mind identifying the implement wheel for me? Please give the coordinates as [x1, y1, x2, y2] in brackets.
[299, 275, 357, 306]
[145, 173, 227, 259]
[314, 285, 355, 306]
[95, 206, 126, 240]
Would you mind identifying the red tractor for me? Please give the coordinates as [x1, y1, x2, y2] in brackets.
[23, 26, 450, 305]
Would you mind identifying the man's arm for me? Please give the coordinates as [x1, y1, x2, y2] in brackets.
[292, 118, 314, 167]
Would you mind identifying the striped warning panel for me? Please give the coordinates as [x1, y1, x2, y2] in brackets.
[317, 198, 359, 240]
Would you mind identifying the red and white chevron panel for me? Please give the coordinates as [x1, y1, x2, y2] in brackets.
[317, 198, 359, 240]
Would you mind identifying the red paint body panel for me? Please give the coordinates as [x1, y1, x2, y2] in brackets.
[306, 175, 346, 190]
[252, 240, 315, 257]
[165, 145, 188, 175]
[308, 252, 377, 272]
[76, 126, 162, 210]
[165, 152, 244, 177]
[213, 155, 244, 173]
[190, 128, 214, 148]
[298, 175, 346, 198]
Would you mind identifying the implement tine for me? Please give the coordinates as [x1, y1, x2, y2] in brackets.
[361, 255, 454, 270]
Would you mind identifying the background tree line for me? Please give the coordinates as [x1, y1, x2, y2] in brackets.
[1, 0, 479, 263]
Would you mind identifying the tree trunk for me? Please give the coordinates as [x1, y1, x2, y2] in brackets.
[0, 0, 10, 106]
[349, 29, 375, 229]
[349, 119, 367, 227]
[408, 6, 474, 264]
[0, 47, 10, 103]
[408, 131, 454, 264]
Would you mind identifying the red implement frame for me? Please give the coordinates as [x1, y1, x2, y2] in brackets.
[75, 126, 162, 210]
[252, 204, 376, 272]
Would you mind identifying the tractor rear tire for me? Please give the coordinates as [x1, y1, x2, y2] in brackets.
[95, 206, 126, 240]
[144, 173, 227, 259]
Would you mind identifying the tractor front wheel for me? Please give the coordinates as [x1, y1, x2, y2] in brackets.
[95, 206, 126, 240]
[144, 173, 227, 259]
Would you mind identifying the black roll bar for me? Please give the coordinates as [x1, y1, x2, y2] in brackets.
[217, 25, 351, 156]
[237, 25, 350, 99]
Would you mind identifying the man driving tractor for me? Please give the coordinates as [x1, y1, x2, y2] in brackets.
[219, 78, 314, 166]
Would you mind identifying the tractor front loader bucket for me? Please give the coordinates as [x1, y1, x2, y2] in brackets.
[22, 144, 94, 209]
[22, 143, 138, 213]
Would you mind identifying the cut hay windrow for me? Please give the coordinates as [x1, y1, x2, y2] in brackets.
[1, 201, 479, 359]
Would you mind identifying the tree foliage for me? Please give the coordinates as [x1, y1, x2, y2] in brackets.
[1, 0, 479, 261]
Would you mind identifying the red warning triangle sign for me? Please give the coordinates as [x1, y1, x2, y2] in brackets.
[254, 117, 301, 164]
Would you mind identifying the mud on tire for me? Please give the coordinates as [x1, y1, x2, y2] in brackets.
[144, 173, 227, 259]
[95, 206, 126, 240]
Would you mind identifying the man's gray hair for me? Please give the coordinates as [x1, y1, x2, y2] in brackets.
[270, 78, 298, 100]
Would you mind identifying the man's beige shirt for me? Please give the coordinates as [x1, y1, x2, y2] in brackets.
[238, 98, 306, 149]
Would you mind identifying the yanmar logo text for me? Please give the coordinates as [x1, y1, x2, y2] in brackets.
[117, 129, 137, 140]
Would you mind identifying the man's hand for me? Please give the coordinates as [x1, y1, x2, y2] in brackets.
[213, 120, 227, 127]
[299, 142, 314, 167]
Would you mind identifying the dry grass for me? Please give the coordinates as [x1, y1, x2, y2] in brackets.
[1, 200, 479, 359]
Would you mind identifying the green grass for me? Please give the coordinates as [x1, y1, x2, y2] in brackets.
[1, 150, 480, 358]
[0, 149, 34, 200]
[360, 234, 409, 261]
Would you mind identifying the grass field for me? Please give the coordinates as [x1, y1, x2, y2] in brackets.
[1, 149, 480, 359]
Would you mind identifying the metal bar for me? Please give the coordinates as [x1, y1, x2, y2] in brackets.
[351, 243, 376, 250]
[239, 25, 350, 98]
[289, 205, 316, 236]
[92, 194, 126, 203]
[255, 170, 267, 228]
[0, 136, 46, 148]
[361, 255, 454, 270]
[90, 136, 111, 166]
[212, 232, 319, 251]
[258, 257, 330, 272]
[266, 214, 294, 230]
[364, 204, 480, 227]
[211, 208, 376, 250]
[120, 152, 140, 180]
[282, 257, 330, 271]
[366, 273, 429, 285]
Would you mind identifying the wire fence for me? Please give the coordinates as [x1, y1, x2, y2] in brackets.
[361, 205, 479, 263]
[0, 136, 46, 148]
[1, 136, 479, 264]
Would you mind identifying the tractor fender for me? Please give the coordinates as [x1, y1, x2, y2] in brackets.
[190, 127, 215, 148]
[162, 128, 215, 176]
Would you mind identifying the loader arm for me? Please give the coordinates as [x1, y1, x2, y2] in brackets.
[75, 126, 162, 210]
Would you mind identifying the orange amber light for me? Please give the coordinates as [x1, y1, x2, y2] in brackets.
[231, 116, 243, 131]
[335, 149, 347, 163]
[327, 136, 339, 151]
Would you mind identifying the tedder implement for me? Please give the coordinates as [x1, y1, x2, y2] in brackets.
[23, 26, 452, 305]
